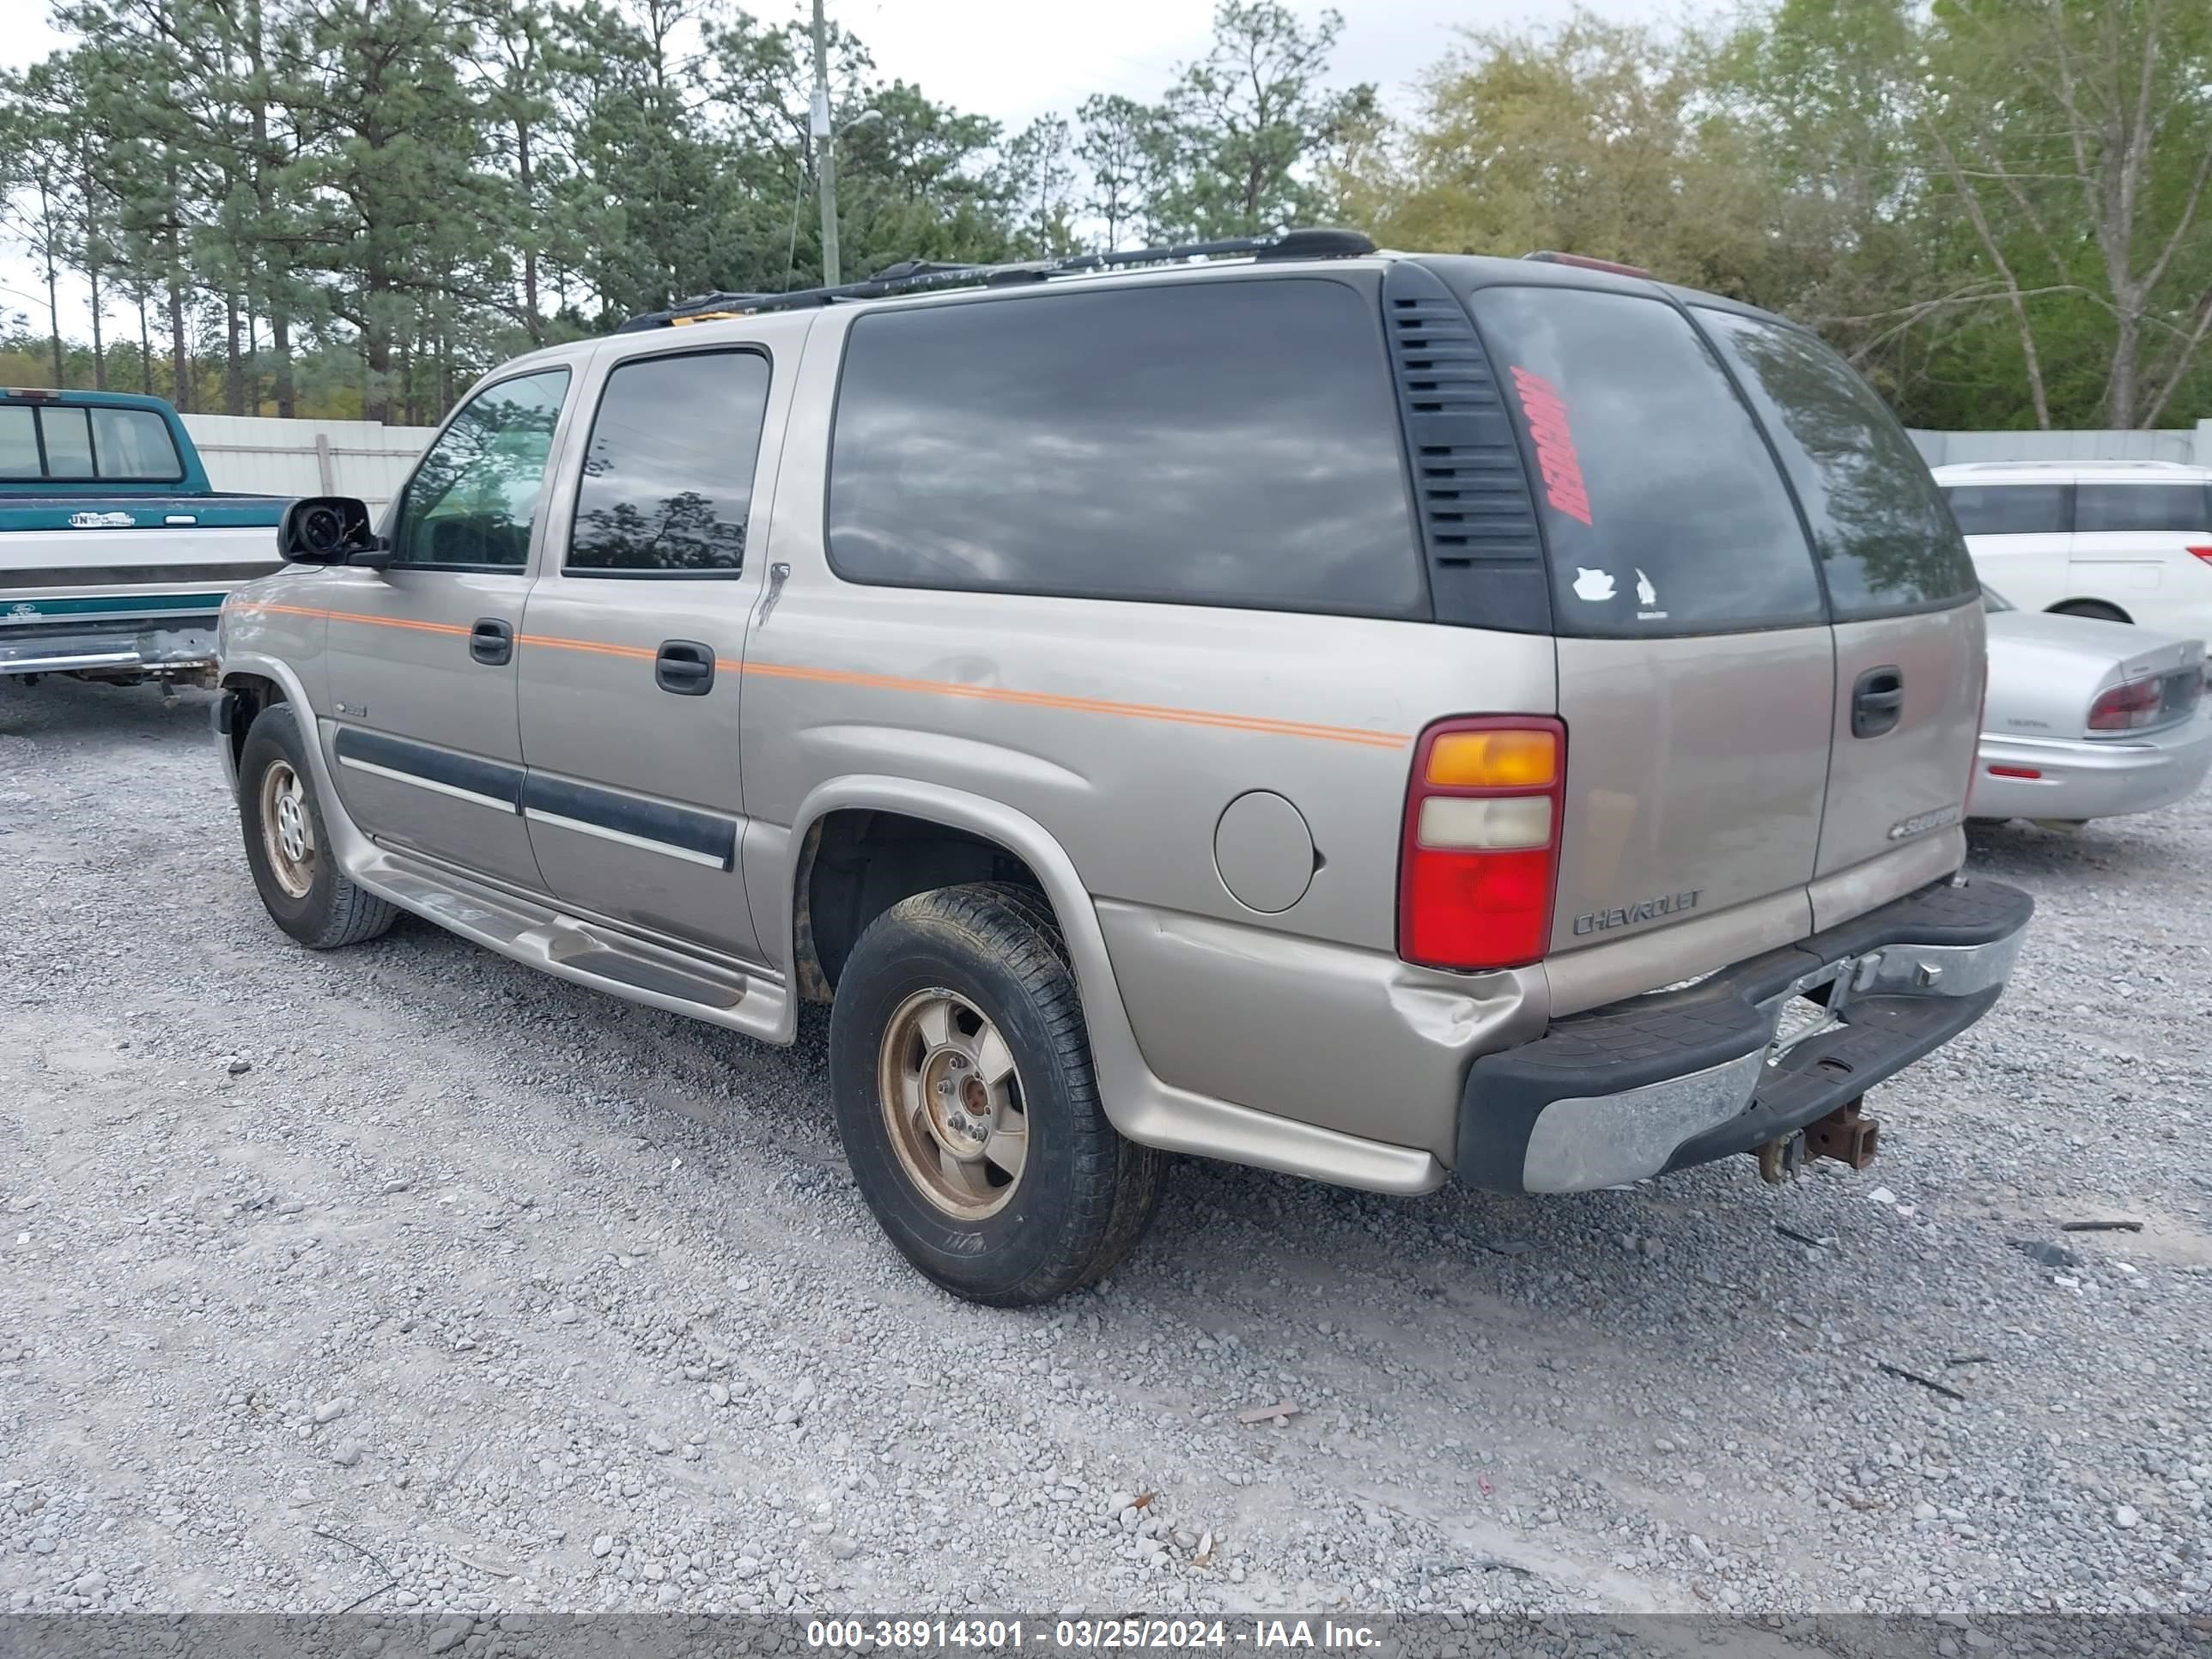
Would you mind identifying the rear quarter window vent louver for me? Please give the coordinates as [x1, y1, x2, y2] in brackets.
[1382, 262, 1553, 635]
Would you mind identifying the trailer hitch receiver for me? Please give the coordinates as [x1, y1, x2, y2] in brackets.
[1802, 1097, 1881, 1169]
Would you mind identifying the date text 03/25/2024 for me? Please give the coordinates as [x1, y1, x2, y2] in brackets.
[806, 1620, 1382, 1651]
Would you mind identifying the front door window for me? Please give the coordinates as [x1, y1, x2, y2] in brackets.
[391, 368, 570, 568]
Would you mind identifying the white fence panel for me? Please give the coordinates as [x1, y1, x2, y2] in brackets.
[1909, 421, 2212, 468]
[180, 414, 439, 513]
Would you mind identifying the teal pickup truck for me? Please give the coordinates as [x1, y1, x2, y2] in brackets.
[2, 387, 289, 689]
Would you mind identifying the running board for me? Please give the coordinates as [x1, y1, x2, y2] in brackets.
[356, 846, 789, 1042]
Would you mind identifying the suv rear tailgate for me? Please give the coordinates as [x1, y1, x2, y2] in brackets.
[1464, 283, 1836, 974]
[1692, 303, 1985, 926]
[1811, 605, 1981, 923]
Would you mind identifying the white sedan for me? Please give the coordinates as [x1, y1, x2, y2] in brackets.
[1974, 587, 2212, 827]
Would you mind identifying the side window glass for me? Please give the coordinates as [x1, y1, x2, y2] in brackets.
[40, 406, 94, 477]
[568, 350, 769, 574]
[826, 278, 1425, 616]
[2074, 483, 2212, 534]
[391, 368, 570, 568]
[0, 407, 37, 477]
[1942, 485, 2069, 537]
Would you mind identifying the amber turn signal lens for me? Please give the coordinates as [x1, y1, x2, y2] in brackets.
[1425, 728, 1557, 789]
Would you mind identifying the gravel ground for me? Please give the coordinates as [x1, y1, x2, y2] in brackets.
[2, 678, 2209, 1623]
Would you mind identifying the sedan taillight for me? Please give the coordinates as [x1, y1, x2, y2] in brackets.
[2088, 678, 2163, 732]
[1398, 717, 1565, 971]
[2188, 544, 2212, 566]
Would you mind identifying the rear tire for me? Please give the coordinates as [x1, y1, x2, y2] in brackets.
[237, 703, 398, 950]
[2051, 599, 2130, 624]
[829, 881, 1164, 1305]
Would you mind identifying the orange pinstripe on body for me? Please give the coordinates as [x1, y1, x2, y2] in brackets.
[515, 632, 659, 661]
[228, 599, 471, 638]
[735, 659, 1410, 750]
[223, 601, 1409, 750]
[228, 599, 363, 624]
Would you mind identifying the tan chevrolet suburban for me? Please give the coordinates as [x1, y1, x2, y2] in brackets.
[214, 230, 2033, 1305]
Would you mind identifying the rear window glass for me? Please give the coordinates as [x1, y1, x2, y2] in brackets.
[2075, 483, 2211, 534]
[827, 278, 1425, 617]
[0, 407, 35, 477]
[1467, 286, 1823, 636]
[1942, 484, 2069, 537]
[0, 402, 185, 480]
[1698, 309, 1977, 621]
[89, 406, 183, 479]
[40, 407, 94, 475]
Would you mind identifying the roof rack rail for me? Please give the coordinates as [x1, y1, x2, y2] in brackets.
[614, 226, 1378, 332]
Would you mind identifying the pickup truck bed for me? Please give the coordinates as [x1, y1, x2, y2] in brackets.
[2, 391, 289, 685]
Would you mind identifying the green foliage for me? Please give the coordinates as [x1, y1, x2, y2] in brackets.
[1146, 3, 1376, 240]
[1001, 115, 1079, 258]
[1912, 0, 2212, 428]
[1340, 0, 2212, 431]
[0, 0, 1028, 414]
[0, 0, 1365, 419]
[1334, 17, 1774, 295]
[11, 0, 2207, 432]
[1073, 94, 1152, 252]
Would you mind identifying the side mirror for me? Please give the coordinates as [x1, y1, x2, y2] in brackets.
[279, 496, 386, 567]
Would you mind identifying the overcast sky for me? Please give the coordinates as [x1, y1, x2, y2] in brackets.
[832, 0, 1668, 127]
[0, 0, 1670, 344]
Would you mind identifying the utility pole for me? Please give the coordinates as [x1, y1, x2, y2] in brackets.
[811, 0, 841, 288]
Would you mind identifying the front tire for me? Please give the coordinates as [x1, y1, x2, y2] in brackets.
[829, 881, 1164, 1305]
[236, 703, 398, 950]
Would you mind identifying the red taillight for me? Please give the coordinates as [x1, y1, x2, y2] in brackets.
[1399, 716, 1565, 970]
[2088, 678, 2162, 731]
[2187, 544, 2212, 565]
[1987, 764, 2041, 780]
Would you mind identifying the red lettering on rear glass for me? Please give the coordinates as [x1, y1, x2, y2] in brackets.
[1509, 366, 1594, 526]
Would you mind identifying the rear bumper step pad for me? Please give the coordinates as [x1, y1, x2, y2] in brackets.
[1455, 875, 2034, 1194]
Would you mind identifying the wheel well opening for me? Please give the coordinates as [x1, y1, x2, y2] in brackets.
[218, 673, 285, 774]
[796, 810, 1048, 1002]
[2048, 599, 2132, 623]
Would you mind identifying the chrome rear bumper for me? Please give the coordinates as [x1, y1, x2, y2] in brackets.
[0, 625, 218, 679]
